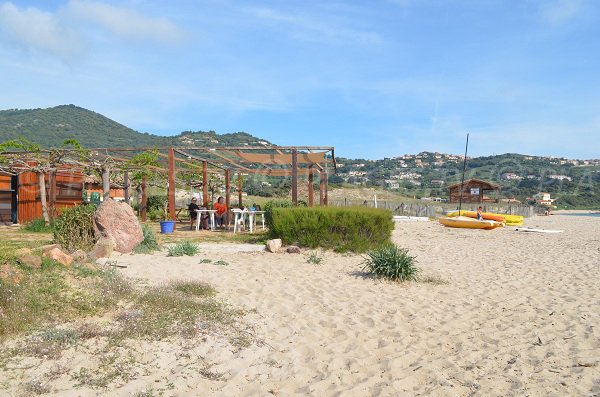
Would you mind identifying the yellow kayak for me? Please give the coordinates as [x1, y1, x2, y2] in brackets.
[439, 216, 504, 230]
[447, 210, 524, 226]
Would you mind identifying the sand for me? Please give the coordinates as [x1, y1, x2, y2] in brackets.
[2, 214, 599, 396]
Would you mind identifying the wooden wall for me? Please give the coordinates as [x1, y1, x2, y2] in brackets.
[17, 169, 84, 223]
[0, 174, 14, 225]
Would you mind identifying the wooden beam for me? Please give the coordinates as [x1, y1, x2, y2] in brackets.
[49, 170, 57, 219]
[202, 161, 208, 207]
[168, 148, 176, 224]
[291, 149, 298, 205]
[320, 171, 327, 206]
[237, 173, 243, 208]
[225, 169, 231, 213]
[308, 165, 314, 207]
[123, 171, 129, 204]
[102, 166, 110, 201]
[141, 175, 147, 222]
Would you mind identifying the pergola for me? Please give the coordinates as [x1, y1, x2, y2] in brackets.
[0, 145, 336, 226]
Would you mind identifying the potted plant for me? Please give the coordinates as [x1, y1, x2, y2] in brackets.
[158, 204, 176, 234]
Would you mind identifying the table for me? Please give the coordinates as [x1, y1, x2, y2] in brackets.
[232, 209, 266, 233]
[195, 209, 217, 231]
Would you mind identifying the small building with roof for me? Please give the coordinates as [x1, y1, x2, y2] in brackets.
[448, 178, 500, 204]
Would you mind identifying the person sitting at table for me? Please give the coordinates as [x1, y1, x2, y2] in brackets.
[188, 197, 200, 230]
[188, 197, 208, 230]
[214, 196, 228, 229]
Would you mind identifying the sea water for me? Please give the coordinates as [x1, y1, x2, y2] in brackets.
[559, 213, 600, 218]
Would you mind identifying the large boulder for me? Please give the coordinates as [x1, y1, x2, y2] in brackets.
[93, 199, 143, 254]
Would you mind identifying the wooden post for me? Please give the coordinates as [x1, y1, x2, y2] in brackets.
[102, 166, 111, 201]
[237, 173, 243, 208]
[49, 169, 57, 218]
[225, 169, 231, 211]
[202, 161, 208, 207]
[124, 171, 129, 204]
[320, 171, 328, 206]
[38, 171, 49, 225]
[141, 176, 147, 222]
[291, 150, 298, 205]
[168, 148, 176, 224]
[307, 165, 314, 207]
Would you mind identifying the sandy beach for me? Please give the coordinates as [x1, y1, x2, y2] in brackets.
[2, 214, 599, 396]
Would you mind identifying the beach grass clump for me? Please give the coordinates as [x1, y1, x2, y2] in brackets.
[167, 241, 199, 257]
[134, 224, 160, 254]
[0, 261, 133, 340]
[306, 251, 323, 265]
[263, 199, 294, 229]
[362, 244, 420, 282]
[270, 206, 394, 252]
[53, 204, 97, 252]
[23, 218, 54, 233]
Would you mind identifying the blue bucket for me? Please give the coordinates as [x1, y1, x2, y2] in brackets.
[159, 220, 176, 234]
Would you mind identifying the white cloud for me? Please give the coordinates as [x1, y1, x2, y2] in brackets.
[539, 0, 585, 24]
[67, 0, 185, 45]
[0, 2, 84, 60]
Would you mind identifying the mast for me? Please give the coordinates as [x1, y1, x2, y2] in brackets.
[458, 133, 469, 214]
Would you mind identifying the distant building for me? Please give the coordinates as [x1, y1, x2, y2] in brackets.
[533, 192, 554, 206]
[501, 172, 522, 180]
[431, 180, 445, 186]
[448, 178, 500, 204]
[548, 174, 572, 182]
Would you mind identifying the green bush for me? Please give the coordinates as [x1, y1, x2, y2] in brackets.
[263, 199, 294, 229]
[134, 224, 159, 254]
[270, 206, 394, 252]
[53, 204, 97, 252]
[362, 244, 419, 281]
[167, 241, 199, 257]
[23, 218, 53, 233]
[147, 195, 167, 211]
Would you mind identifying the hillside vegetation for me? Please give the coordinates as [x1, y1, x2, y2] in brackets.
[0, 105, 270, 148]
[1, 105, 598, 209]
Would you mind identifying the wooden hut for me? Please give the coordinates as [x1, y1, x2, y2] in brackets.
[448, 178, 500, 204]
[84, 174, 126, 202]
[0, 169, 83, 225]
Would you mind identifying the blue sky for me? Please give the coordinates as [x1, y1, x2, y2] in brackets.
[0, 0, 598, 159]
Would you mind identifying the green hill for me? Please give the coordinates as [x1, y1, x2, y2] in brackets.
[0, 105, 270, 148]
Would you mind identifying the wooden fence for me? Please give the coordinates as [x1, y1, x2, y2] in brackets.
[329, 198, 537, 218]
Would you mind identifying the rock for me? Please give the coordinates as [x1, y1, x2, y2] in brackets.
[0, 264, 23, 284]
[88, 236, 116, 261]
[266, 239, 282, 253]
[286, 245, 302, 254]
[38, 244, 61, 254]
[17, 253, 42, 268]
[93, 199, 143, 253]
[71, 249, 87, 263]
[42, 247, 73, 267]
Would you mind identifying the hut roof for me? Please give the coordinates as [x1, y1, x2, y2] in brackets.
[447, 178, 500, 190]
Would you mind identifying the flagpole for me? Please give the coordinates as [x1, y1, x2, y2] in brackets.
[458, 133, 469, 214]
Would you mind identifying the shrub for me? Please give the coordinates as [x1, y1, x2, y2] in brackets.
[362, 244, 419, 281]
[167, 241, 199, 257]
[263, 199, 294, 230]
[270, 206, 394, 252]
[23, 218, 53, 233]
[134, 224, 159, 254]
[53, 204, 97, 252]
[147, 195, 168, 211]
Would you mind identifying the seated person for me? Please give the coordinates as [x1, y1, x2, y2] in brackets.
[188, 197, 208, 230]
[214, 196, 228, 229]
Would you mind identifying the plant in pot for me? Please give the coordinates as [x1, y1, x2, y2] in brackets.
[158, 204, 176, 234]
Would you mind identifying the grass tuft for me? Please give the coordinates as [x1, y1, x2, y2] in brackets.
[134, 224, 160, 254]
[167, 241, 199, 257]
[306, 251, 323, 265]
[362, 244, 420, 282]
[22, 218, 53, 233]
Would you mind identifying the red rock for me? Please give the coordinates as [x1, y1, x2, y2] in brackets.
[93, 199, 143, 253]
[42, 247, 73, 267]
